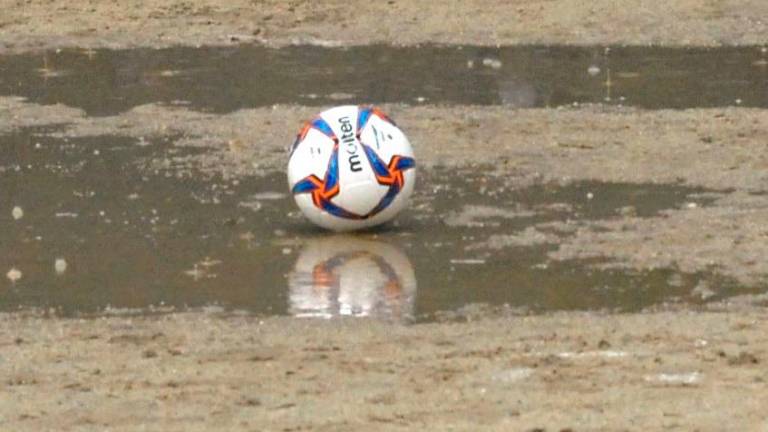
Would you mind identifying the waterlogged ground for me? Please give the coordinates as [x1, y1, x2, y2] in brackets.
[1, 12, 768, 428]
[1, 123, 762, 320]
[1, 45, 767, 114]
[2, 45, 767, 320]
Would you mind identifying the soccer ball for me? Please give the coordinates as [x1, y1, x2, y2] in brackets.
[287, 105, 416, 231]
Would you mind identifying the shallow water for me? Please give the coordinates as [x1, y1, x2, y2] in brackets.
[0, 129, 753, 320]
[0, 45, 766, 115]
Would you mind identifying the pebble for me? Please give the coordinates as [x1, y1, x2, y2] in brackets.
[12, 206, 24, 220]
[482, 58, 502, 69]
[644, 372, 702, 385]
[55, 258, 68, 274]
[6, 268, 22, 282]
[492, 367, 535, 383]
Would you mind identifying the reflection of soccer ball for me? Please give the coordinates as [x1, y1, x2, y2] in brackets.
[288, 235, 417, 320]
[288, 105, 416, 231]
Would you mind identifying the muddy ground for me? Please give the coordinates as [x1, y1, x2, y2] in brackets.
[3, 307, 768, 431]
[4, 98, 767, 285]
[1, 0, 768, 52]
[2, 1, 768, 430]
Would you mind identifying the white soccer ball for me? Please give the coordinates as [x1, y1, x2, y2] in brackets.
[287, 105, 416, 231]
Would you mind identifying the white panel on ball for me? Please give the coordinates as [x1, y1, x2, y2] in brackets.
[287, 105, 416, 231]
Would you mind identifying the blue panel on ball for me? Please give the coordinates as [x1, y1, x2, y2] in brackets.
[312, 118, 336, 140]
[324, 148, 340, 193]
[368, 183, 401, 217]
[395, 157, 415, 170]
[362, 145, 390, 177]
[321, 199, 362, 220]
[292, 177, 320, 194]
[357, 108, 373, 133]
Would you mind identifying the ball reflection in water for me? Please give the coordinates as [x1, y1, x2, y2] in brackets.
[288, 236, 416, 321]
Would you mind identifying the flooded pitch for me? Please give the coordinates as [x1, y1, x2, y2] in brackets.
[0, 45, 766, 115]
[1, 127, 755, 320]
[1, 44, 766, 320]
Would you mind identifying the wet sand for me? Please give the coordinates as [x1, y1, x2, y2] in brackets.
[3, 307, 768, 431]
[2, 1, 768, 430]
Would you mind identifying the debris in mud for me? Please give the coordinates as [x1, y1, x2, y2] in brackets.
[727, 352, 759, 366]
[443, 204, 535, 228]
[691, 280, 716, 300]
[554, 350, 629, 359]
[54, 258, 68, 275]
[6, 268, 22, 283]
[450, 258, 486, 265]
[492, 367, 535, 383]
[644, 372, 702, 386]
[469, 228, 560, 250]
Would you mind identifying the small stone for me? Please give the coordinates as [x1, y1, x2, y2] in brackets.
[55, 258, 68, 275]
[6, 268, 22, 282]
[481, 57, 502, 69]
[692, 280, 716, 300]
[587, 65, 601, 76]
[618, 206, 637, 217]
[12, 206, 23, 220]
[239, 397, 261, 407]
[586, 192, 594, 200]
[728, 352, 759, 366]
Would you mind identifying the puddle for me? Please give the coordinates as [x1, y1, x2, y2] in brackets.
[1, 129, 758, 320]
[0, 45, 765, 115]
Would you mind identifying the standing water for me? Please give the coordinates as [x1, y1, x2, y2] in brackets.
[1, 45, 765, 320]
